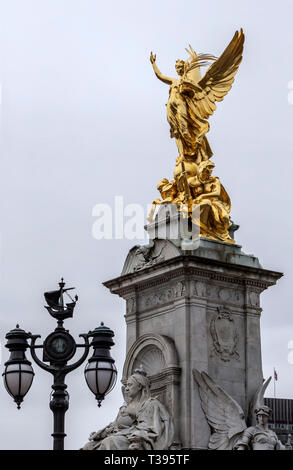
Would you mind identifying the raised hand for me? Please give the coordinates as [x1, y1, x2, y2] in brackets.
[149, 51, 173, 86]
[150, 51, 156, 64]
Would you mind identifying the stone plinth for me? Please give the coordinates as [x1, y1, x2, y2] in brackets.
[104, 238, 282, 449]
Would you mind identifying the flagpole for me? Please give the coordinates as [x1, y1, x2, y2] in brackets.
[273, 367, 276, 429]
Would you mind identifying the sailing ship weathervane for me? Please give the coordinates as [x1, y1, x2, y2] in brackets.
[149, 29, 245, 244]
[44, 278, 78, 323]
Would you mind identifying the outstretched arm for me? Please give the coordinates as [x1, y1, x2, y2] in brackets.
[150, 52, 173, 85]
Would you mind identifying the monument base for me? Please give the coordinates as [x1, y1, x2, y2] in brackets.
[104, 237, 282, 449]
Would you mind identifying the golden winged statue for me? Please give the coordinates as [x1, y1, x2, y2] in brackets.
[149, 30, 245, 244]
[150, 29, 245, 163]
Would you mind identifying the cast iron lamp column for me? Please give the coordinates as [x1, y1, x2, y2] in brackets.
[2, 279, 117, 451]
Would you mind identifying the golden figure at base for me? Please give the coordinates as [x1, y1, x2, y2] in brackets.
[149, 30, 245, 244]
[191, 161, 233, 244]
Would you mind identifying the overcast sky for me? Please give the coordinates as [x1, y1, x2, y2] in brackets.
[0, 0, 293, 449]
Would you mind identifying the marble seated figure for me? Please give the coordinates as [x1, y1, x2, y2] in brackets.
[82, 369, 174, 450]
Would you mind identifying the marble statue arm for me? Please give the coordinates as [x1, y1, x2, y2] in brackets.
[193, 369, 247, 450]
[233, 427, 254, 450]
[150, 52, 173, 85]
[89, 404, 128, 441]
[89, 422, 115, 441]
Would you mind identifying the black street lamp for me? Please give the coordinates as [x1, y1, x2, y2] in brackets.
[2, 279, 117, 450]
[2, 325, 34, 409]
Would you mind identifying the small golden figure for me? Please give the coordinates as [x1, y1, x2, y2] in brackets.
[192, 161, 233, 243]
[147, 178, 178, 223]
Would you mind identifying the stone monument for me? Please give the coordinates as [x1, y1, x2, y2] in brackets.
[90, 30, 283, 450]
[104, 236, 282, 449]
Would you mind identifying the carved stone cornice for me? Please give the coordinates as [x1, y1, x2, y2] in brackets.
[104, 255, 282, 299]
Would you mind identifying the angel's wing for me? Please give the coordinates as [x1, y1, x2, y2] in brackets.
[192, 29, 245, 120]
[193, 369, 247, 450]
[184, 45, 217, 83]
[248, 376, 272, 426]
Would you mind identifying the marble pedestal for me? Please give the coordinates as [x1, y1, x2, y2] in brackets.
[104, 237, 282, 449]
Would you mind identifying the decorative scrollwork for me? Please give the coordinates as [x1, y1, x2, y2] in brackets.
[210, 307, 239, 362]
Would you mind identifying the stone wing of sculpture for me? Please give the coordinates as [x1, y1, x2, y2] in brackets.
[193, 369, 247, 450]
[248, 376, 272, 426]
[191, 29, 245, 120]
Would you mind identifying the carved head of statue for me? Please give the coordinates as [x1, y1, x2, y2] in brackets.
[198, 160, 215, 182]
[175, 60, 185, 76]
[157, 178, 177, 201]
[157, 178, 169, 192]
[255, 405, 272, 426]
[125, 368, 151, 403]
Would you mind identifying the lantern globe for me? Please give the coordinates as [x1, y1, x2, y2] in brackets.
[3, 325, 34, 409]
[85, 322, 117, 406]
[3, 362, 34, 409]
[85, 359, 117, 406]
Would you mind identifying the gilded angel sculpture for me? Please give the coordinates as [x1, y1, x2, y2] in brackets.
[150, 29, 244, 163]
[193, 370, 285, 451]
[148, 30, 245, 244]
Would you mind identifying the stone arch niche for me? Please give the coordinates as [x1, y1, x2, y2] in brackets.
[122, 333, 182, 448]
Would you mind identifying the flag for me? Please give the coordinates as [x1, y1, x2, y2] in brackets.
[274, 368, 278, 381]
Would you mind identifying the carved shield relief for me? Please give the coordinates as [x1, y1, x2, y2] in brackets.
[210, 307, 239, 362]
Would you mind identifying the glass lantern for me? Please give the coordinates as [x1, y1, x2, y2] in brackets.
[2, 325, 34, 409]
[85, 323, 117, 406]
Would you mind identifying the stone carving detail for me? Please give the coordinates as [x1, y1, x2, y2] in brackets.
[219, 288, 231, 302]
[191, 281, 206, 297]
[132, 346, 165, 376]
[126, 297, 136, 314]
[133, 240, 167, 272]
[206, 284, 217, 298]
[174, 281, 186, 298]
[205, 285, 243, 304]
[142, 281, 186, 309]
[121, 239, 181, 275]
[193, 371, 285, 450]
[248, 291, 259, 307]
[232, 289, 242, 303]
[82, 369, 174, 450]
[210, 307, 239, 362]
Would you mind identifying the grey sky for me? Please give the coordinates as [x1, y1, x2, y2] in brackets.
[0, 0, 293, 449]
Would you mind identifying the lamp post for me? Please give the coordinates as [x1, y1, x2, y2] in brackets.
[2, 279, 117, 450]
